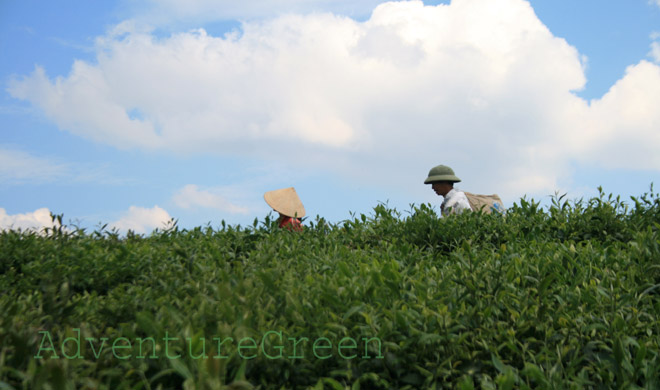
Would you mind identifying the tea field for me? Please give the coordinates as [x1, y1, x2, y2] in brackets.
[1, 188, 659, 389]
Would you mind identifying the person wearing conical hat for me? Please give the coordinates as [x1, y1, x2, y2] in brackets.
[424, 164, 472, 216]
[263, 187, 305, 231]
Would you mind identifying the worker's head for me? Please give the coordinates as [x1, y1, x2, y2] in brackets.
[431, 181, 454, 197]
[424, 164, 461, 197]
[263, 187, 306, 218]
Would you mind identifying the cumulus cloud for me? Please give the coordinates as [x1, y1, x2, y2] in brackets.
[7, 0, 660, 200]
[0, 208, 60, 232]
[172, 184, 250, 214]
[110, 205, 173, 233]
[8, 64, 164, 151]
[583, 61, 660, 169]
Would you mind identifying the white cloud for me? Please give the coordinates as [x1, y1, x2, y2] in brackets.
[110, 205, 173, 233]
[0, 145, 128, 185]
[582, 61, 660, 169]
[8, 64, 164, 151]
[0, 207, 60, 232]
[650, 41, 660, 63]
[7, 0, 660, 201]
[172, 184, 250, 214]
[0, 146, 69, 183]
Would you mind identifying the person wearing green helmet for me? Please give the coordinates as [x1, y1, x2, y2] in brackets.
[424, 164, 472, 216]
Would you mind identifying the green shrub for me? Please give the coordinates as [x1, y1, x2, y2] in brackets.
[1, 188, 659, 389]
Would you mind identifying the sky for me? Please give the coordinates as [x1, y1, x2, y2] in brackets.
[1, 0, 660, 233]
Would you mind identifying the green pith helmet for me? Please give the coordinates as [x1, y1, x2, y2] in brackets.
[424, 164, 461, 184]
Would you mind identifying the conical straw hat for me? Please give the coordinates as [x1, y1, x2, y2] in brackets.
[264, 187, 306, 218]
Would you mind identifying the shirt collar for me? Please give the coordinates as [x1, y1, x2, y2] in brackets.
[445, 188, 457, 198]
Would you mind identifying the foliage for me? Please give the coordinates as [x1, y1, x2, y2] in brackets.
[1, 187, 659, 389]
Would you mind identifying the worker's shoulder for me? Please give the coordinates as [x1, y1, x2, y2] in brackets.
[447, 188, 469, 201]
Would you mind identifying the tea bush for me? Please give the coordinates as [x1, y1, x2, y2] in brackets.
[1, 188, 659, 389]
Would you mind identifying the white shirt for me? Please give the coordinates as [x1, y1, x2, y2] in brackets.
[441, 188, 472, 216]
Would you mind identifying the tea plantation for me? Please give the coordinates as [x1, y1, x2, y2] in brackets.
[1, 189, 659, 389]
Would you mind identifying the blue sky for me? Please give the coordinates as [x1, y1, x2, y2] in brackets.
[2, 0, 660, 233]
